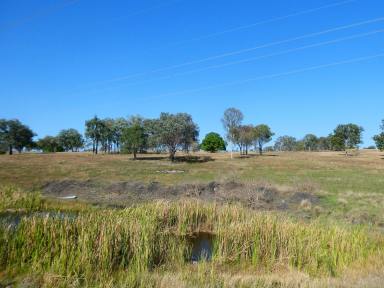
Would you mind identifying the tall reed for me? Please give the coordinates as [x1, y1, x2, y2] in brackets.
[0, 200, 381, 286]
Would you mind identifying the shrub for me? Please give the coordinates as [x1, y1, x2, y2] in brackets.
[201, 132, 226, 153]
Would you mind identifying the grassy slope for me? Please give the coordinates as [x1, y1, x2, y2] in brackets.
[1, 150, 384, 287]
[0, 150, 383, 225]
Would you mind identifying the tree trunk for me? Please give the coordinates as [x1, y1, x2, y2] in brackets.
[95, 141, 98, 154]
[133, 150, 137, 160]
[259, 145, 263, 155]
[9, 145, 13, 155]
[170, 148, 176, 161]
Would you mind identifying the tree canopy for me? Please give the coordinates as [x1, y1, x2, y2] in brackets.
[330, 124, 364, 150]
[36, 136, 63, 153]
[121, 121, 147, 159]
[221, 108, 243, 146]
[373, 120, 384, 151]
[253, 124, 274, 155]
[155, 113, 199, 160]
[201, 132, 226, 153]
[303, 134, 318, 151]
[0, 119, 35, 154]
[57, 129, 84, 152]
[274, 136, 297, 151]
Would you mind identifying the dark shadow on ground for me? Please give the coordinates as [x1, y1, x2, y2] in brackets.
[233, 154, 279, 159]
[174, 156, 214, 163]
[133, 156, 168, 161]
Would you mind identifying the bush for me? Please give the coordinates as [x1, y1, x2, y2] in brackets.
[201, 132, 226, 153]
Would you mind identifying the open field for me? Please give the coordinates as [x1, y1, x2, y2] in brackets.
[1, 150, 384, 227]
[1, 150, 384, 287]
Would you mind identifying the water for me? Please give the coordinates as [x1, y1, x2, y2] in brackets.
[0, 211, 77, 229]
[189, 232, 214, 262]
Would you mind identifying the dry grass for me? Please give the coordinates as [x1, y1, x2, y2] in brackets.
[1, 150, 383, 287]
[1, 150, 383, 224]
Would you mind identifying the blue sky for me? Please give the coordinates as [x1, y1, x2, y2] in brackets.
[1, 0, 383, 146]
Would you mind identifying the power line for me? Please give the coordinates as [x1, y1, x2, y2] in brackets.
[121, 28, 384, 86]
[102, 16, 384, 84]
[162, 0, 358, 48]
[149, 52, 384, 98]
[0, 0, 79, 31]
[122, 0, 183, 18]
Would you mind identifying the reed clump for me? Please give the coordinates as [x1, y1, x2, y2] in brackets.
[0, 200, 381, 286]
[0, 185, 42, 212]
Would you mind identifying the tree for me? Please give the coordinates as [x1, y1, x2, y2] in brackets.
[201, 132, 226, 153]
[253, 124, 274, 155]
[99, 118, 115, 153]
[156, 113, 199, 161]
[232, 125, 254, 155]
[85, 116, 104, 154]
[112, 118, 129, 153]
[0, 119, 35, 154]
[373, 120, 384, 151]
[373, 134, 384, 151]
[274, 136, 297, 151]
[303, 134, 318, 151]
[122, 122, 147, 159]
[318, 136, 331, 151]
[57, 129, 83, 152]
[329, 134, 345, 151]
[36, 136, 63, 153]
[331, 124, 364, 150]
[221, 108, 243, 153]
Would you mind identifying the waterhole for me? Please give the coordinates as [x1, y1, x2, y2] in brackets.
[189, 232, 214, 262]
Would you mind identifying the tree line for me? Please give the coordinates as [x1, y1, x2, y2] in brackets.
[0, 113, 199, 160]
[1, 109, 384, 158]
[84, 113, 198, 160]
[221, 108, 274, 155]
[273, 124, 364, 152]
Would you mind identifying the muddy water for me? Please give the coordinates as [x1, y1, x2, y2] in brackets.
[189, 232, 214, 262]
[0, 211, 76, 229]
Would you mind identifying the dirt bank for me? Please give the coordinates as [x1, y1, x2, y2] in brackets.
[42, 180, 320, 211]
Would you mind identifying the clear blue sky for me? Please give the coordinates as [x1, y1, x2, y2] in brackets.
[1, 0, 383, 146]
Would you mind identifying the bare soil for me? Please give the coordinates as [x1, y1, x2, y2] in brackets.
[42, 180, 319, 211]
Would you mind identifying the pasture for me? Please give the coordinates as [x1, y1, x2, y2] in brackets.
[0, 150, 384, 287]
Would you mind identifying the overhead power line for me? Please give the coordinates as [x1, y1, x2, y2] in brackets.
[103, 16, 384, 84]
[0, 0, 79, 31]
[163, 0, 358, 47]
[150, 52, 384, 98]
[121, 28, 384, 86]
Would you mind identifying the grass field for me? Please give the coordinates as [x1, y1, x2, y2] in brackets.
[0, 150, 383, 287]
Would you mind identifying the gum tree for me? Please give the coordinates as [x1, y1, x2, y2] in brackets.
[373, 120, 384, 151]
[253, 124, 274, 155]
[0, 119, 35, 154]
[57, 129, 84, 152]
[155, 113, 199, 161]
[330, 124, 364, 150]
[221, 108, 243, 157]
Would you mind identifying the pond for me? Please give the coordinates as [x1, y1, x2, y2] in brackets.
[189, 232, 214, 262]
